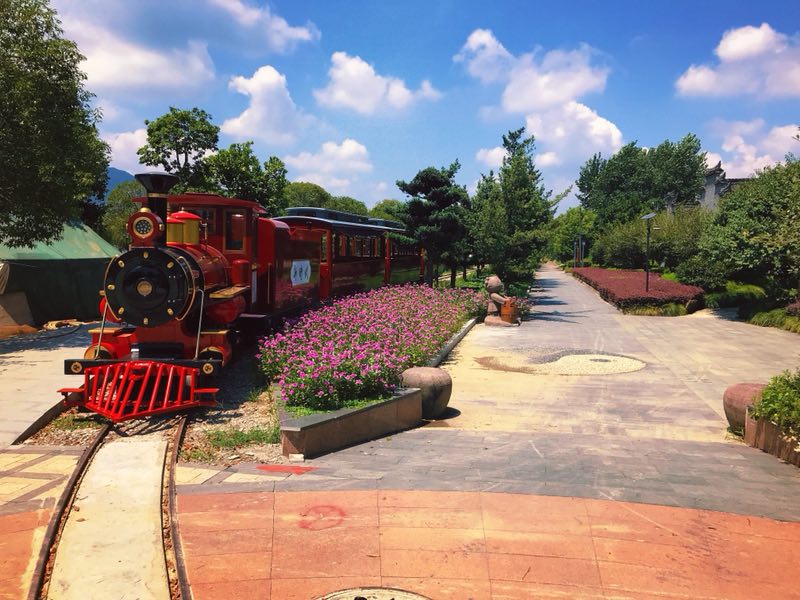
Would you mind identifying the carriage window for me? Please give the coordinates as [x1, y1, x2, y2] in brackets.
[225, 211, 245, 251]
[340, 235, 349, 257]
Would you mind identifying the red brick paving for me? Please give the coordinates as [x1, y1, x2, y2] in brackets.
[0, 509, 50, 600]
[177, 489, 800, 600]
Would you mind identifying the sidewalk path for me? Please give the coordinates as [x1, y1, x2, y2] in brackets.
[0, 326, 91, 446]
[175, 263, 800, 597]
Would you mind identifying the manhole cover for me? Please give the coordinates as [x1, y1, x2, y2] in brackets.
[318, 588, 431, 600]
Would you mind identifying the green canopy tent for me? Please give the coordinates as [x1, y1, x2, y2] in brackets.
[0, 223, 119, 326]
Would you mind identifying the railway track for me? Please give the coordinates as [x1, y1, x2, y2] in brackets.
[28, 415, 190, 600]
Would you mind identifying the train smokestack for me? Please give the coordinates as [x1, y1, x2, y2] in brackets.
[135, 173, 179, 226]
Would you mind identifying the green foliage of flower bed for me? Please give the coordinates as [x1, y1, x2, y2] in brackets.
[747, 308, 800, 334]
[258, 284, 483, 411]
[751, 370, 800, 435]
[704, 281, 767, 308]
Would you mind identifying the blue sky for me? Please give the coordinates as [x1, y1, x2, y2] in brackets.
[52, 0, 799, 211]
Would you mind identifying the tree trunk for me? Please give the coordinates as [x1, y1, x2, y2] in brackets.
[450, 266, 457, 288]
[425, 259, 434, 286]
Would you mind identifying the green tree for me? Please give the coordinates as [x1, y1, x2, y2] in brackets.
[101, 180, 145, 249]
[469, 172, 508, 274]
[204, 142, 288, 214]
[283, 181, 332, 209]
[548, 207, 597, 263]
[697, 160, 800, 298]
[369, 199, 407, 223]
[262, 156, 288, 215]
[397, 161, 470, 286]
[0, 0, 109, 247]
[136, 107, 219, 187]
[578, 134, 706, 228]
[328, 196, 368, 215]
[495, 127, 557, 283]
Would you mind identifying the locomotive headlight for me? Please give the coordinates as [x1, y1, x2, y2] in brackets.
[132, 215, 154, 238]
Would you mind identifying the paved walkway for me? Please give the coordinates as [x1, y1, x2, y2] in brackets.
[0, 326, 91, 446]
[174, 264, 800, 599]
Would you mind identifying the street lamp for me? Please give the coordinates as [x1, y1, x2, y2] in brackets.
[641, 212, 656, 292]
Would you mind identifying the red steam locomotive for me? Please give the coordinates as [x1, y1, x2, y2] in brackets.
[60, 173, 422, 422]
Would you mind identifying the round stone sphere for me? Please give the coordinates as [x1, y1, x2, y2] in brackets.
[401, 367, 452, 419]
[723, 382, 766, 430]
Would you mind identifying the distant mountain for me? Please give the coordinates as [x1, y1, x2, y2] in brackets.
[106, 167, 134, 198]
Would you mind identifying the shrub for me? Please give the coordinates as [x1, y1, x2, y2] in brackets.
[258, 284, 483, 410]
[572, 267, 703, 310]
[624, 303, 687, 316]
[704, 281, 767, 308]
[751, 369, 800, 435]
[675, 255, 729, 290]
[591, 220, 644, 269]
[748, 308, 800, 334]
[787, 301, 800, 317]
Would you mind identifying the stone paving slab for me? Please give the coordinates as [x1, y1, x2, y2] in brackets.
[0, 446, 81, 599]
[0, 326, 91, 447]
[176, 488, 800, 600]
[48, 438, 170, 600]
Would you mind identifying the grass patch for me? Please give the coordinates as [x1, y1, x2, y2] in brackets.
[748, 308, 800, 334]
[51, 410, 106, 430]
[179, 446, 217, 462]
[705, 281, 766, 308]
[623, 302, 687, 316]
[207, 426, 281, 448]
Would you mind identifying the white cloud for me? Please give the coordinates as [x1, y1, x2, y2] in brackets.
[102, 128, 150, 173]
[221, 66, 314, 145]
[475, 146, 507, 169]
[502, 46, 609, 113]
[284, 139, 373, 193]
[453, 28, 514, 83]
[455, 29, 609, 112]
[458, 28, 619, 192]
[314, 52, 442, 115]
[715, 23, 787, 62]
[535, 151, 560, 167]
[705, 118, 798, 177]
[59, 17, 214, 91]
[676, 23, 800, 98]
[525, 101, 623, 163]
[209, 0, 320, 53]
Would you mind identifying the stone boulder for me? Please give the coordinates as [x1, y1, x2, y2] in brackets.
[723, 382, 766, 430]
[401, 367, 452, 419]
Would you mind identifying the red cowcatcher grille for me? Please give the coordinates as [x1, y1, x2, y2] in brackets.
[60, 361, 218, 422]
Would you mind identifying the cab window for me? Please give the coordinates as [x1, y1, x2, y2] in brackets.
[191, 208, 216, 234]
[225, 210, 245, 251]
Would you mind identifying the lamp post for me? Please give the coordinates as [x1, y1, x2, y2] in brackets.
[641, 212, 656, 292]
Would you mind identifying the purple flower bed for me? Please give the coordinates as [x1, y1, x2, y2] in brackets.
[572, 267, 703, 309]
[258, 284, 483, 410]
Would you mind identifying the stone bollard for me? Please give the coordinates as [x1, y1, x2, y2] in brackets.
[723, 383, 766, 430]
[401, 367, 452, 419]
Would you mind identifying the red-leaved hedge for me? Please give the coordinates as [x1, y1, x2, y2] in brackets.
[572, 267, 703, 309]
[787, 301, 800, 317]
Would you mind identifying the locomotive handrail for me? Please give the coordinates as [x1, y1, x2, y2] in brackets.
[94, 301, 110, 359]
[193, 289, 205, 360]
